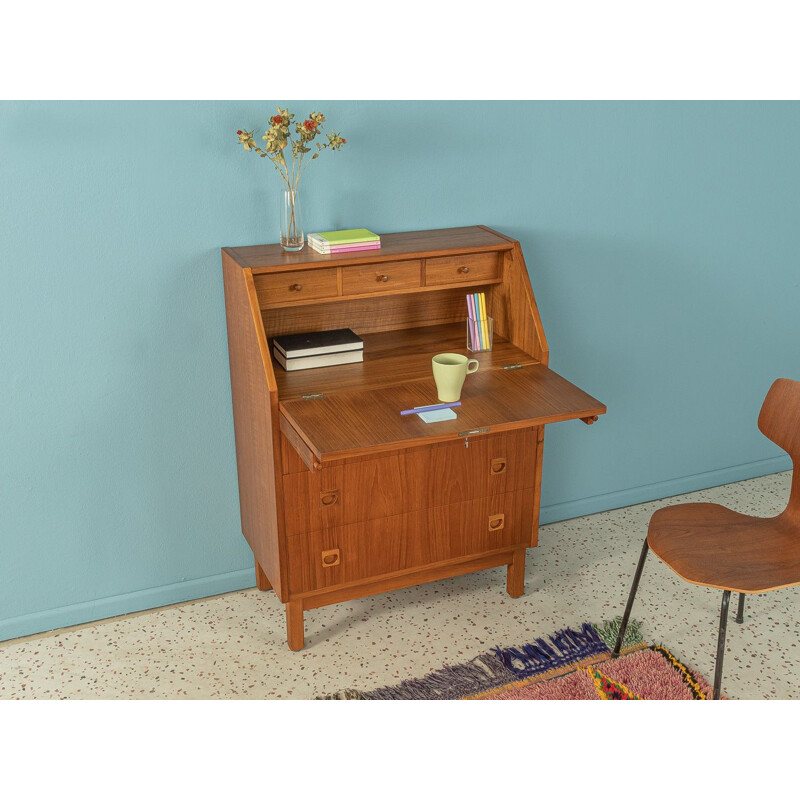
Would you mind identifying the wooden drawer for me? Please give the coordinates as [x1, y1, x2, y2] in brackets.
[255, 268, 338, 305]
[281, 428, 537, 536]
[341, 260, 421, 295]
[424, 252, 501, 286]
[286, 490, 533, 594]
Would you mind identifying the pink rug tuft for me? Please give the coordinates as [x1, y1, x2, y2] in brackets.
[319, 620, 718, 700]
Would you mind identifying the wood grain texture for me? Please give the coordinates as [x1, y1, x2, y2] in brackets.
[224, 226, 513, 272]
[342, 259, 422, 295]
[221, 252, 287, 600]
[424, 252, 500, 286]
[648, 378, 800, 593]
[285, 491, 534, 594]
[272, 322, 539, 401]
[280, 364, 606, 462]
[254, 267, 338, 307]
[261, 285, 492, 335]
[298, 550, 516, 611]
[281, 428, 538, 535]
[488, 241, 549, 364]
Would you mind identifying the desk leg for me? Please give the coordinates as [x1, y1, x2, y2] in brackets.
[255, 558, 271, 591]
[286, 600, 305, 651]
[506, 548, 526, 598]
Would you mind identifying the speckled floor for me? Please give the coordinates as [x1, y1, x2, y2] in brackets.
[2, 471, 797, 700]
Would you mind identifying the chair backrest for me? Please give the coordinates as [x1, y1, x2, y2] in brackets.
[758, 379, 800, 521]
[758, 378, 800, 464]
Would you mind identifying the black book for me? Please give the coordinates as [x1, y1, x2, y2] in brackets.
[272, 328, 363, 358]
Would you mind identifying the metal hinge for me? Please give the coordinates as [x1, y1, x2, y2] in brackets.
[503, 363, 523, 370]
[302, 392, 325, 400]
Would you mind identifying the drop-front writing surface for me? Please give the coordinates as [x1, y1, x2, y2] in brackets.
[221, 225, 605, 650]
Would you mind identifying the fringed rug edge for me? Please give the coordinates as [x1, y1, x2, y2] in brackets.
[317, 617, 646, 700]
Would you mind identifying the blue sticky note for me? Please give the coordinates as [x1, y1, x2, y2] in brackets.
[417, 408, 457, 423]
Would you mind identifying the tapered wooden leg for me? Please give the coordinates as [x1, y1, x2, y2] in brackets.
[255, 558, 271, 591]
[506, 548, 526, 598]
[286, 600, 305, 651]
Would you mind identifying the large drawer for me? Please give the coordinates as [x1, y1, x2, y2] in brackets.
[281, 428, 537, 535]
[286, 490, 533, 594]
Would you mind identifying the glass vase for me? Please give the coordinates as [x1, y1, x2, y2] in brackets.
[279, 189, 305, 252]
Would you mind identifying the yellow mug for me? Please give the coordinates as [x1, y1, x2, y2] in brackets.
[432, 353, 480, 402]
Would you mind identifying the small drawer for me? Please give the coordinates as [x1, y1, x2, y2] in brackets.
[255, 268, 338, 305]
[424, 252, 501, 286]
[341, 260, 422, 295]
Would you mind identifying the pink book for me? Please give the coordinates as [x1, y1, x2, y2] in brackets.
[311, 242, 382, 254]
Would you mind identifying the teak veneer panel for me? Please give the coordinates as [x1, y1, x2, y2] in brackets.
[225, 226, 512, 272]
[221, 252, 287, 600]
[286, 491, 534, 594]
[280, 364, 605, 462]
[272, 322, 539, 401]
[281, 428, 538, 536]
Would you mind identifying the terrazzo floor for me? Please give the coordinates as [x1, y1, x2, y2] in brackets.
[1, 471, 797, 700]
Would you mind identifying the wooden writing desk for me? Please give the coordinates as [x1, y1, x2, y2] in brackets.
[222, 226, 605, 649]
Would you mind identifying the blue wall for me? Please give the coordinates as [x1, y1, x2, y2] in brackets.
[2, 101, 798, 640]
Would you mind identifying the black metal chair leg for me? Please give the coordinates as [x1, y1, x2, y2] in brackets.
[713, 590, 732, 700]
[613, 537, 649, 656]
[735, 592, 745, 624]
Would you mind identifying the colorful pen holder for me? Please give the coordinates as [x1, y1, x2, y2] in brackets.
[467, 316, 493, 352]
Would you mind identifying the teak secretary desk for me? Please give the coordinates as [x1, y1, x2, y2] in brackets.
[222, 226, 605, 650]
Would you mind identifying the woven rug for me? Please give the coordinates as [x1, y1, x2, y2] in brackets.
[319, 619, 717, 700]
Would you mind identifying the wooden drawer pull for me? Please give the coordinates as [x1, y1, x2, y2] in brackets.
[321, 549, 340, 567]
[289, 283, 302, 291]
[377, 274, 390, 283]
[488, 514, 505, 531]
[490, 458, 507, 475]
[457, 265, 470, 274]
[320, 490, 340, 507]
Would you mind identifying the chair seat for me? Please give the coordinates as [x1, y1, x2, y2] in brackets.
[647, 502, 800, 593]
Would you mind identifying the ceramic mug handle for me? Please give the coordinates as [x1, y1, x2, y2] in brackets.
[467, 359, 480, 374]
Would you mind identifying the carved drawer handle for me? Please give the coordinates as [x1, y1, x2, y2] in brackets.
[490, 458, 507, 475]
[321, 549, 340, 567]
[458, 266, 470, 274]
[289, 283, 302, 291]
[377, 274, 389, 283]
[488, 514, 505, 531]
[320, 490, 340, 507]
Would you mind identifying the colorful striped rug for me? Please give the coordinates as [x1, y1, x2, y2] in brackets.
[319, 619, 717, 700]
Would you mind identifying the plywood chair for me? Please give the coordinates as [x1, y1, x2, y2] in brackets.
[613, 378, 800, 699]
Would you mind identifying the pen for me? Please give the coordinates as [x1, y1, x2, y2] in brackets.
[400, 401, 462, 416]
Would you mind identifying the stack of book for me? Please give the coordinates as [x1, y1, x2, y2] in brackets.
[272, 328, 364, 372]
[307, 228, 381, 254]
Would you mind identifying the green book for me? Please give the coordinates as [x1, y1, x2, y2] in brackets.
[309, 228, 380, 244]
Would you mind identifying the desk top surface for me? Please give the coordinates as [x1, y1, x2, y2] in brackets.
[281, 363, 606, 462]
[224, 226, 515, 272]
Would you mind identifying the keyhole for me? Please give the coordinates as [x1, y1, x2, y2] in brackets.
[464, 438, 469, 449]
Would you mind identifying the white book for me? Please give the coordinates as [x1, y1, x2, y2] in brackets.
[273, 347, 364, 372]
